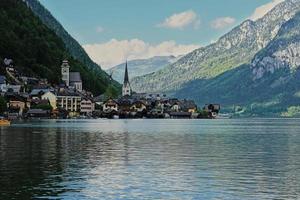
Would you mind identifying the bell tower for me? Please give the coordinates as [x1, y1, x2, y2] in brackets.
[122, 61, 131, 96]
[61, 60, 70, 86]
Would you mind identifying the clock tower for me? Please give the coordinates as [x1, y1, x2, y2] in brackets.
[61, 60, 70, 86]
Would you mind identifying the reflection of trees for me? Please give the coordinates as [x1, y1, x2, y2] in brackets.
[0, 124, 131, 199]
[0, 127, 65, 199]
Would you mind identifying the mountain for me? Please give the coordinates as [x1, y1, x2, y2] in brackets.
[107, 56, 179, 83]
[24, 0, 120, 93]
[130, 0, 300, 116]
[176, 9, 300, 116]
[0, 0, 119, 95]
[251, 11, 300, 80]
[131, 0, 300, 94]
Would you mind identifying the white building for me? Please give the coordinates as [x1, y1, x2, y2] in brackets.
[103, 98, 119, 113]
[131, 101, 147, 112]
[41, 91, 57, 110]
[80, 98, 95, 115]
[56, 89, 81, 117]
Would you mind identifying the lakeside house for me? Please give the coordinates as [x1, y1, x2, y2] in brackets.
[100, 63, 209, 119]
[56, 88, 82, 117]
[131, 100, 147, 113]
[6, 92, 30, 119]
[0, 58, 219, 119]
[0, 59, 97, 119]
[103, 98, 119, 113]
[80, 97, 95, 116]
[26, 109, 50, 119]
[41, 91, 57, 110]
[204, 104, 221, 118]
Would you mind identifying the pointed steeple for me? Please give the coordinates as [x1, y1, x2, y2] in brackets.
[122, 61, 131, 96]
[123, 60, 129, 84]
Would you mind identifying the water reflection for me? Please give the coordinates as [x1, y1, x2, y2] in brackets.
[0, 119, 300, 199]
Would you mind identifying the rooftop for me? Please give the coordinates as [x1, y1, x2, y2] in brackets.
[0, 76, 6, 84]
[30, 89, 52, 96]
[70, 72, 82, 83]
[27, 109, 49, 114]
[57, 88, 80, 97]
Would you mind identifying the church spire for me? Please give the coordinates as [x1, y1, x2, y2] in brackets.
[122, 60, 131, 96]
[123, 60, 129, 84]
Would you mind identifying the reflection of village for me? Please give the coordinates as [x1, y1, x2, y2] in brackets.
[0, 59, 220, 120]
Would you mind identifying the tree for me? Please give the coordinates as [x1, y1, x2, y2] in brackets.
[32, 104, 53, 111]
[0, 96, 7, 114]
[104, 85, 119, 98]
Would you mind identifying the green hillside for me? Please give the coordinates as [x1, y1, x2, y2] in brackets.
[0, 0, 119, 95]
[175, 12, 300, 117]
[131, 0, 300, 93]
[25, 0, 100, 71]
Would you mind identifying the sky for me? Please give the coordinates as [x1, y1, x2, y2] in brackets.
[39, 0, 285, 69]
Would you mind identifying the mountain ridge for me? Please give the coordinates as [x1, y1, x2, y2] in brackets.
[24, 0, 120, 92]
[0, 0, 119, 95]
[131, 0, 300, 94]
[130, 0, 300, 116]
[174, 9, 300, 116]
[107, 55, 179, 83]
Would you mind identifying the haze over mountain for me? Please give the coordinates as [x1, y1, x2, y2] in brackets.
[107, 56, 179, 83]
[132, 0, 300, 116]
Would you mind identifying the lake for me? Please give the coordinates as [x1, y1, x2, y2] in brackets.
[0, 119, 300, 199]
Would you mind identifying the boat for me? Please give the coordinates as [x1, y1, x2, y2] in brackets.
[0, 119, 11, 126]
[113, 115, 119, 119]
[215, 113, 232, 119]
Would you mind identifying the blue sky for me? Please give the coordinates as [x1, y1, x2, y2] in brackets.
[39, 0, 284, 69]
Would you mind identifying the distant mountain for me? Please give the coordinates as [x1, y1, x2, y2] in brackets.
[251, 11, 300, 80]
[107, 56, 179, 83]
[131, 0, 300, 116]
[24, 0, 120, 93]
[177, 10, 300, 116]
[0, 0, 119, 95]
[132, 0, 300, 94]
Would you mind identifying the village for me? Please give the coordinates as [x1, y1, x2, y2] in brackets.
[0, 59, 220, 120]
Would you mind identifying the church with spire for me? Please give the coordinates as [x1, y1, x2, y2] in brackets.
[122, 61, 131, 96]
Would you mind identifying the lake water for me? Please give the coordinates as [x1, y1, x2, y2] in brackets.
[0, 119, 300, 199]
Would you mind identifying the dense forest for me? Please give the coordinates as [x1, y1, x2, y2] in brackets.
[0, 0, 120, 95]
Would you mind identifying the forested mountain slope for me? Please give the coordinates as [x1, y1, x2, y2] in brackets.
[0, 0, 119, 95]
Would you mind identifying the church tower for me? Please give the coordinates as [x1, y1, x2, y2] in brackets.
[122, 61, 131, 96]
[61, 60, 70, 86]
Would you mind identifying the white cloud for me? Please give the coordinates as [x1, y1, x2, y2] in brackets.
[157, 10, 200, 30]
[211, 17, 236, 29]
[249, 0, 285, 21]
[83, 39, 200, 69]
[96, 26, 104, 33]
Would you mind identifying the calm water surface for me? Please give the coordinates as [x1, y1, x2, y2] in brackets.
[0, 119, 300, 199]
